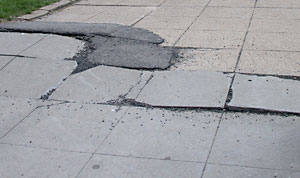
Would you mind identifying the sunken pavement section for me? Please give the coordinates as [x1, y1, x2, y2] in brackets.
[0, 21, 300, 178]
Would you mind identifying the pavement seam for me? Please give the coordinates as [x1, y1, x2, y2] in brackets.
[130, 0, 169, 27]
[0, 106, 40, 139]
[206, 162, 300, 173]
[172, 0, 214, 47]
[74, 106, 131, 178]
[200, 112, 224, 178]
[0, 34, 48, 71]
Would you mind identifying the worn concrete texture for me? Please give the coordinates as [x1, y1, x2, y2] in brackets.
[77, 154, 204, 178]
[135, 71, 232, 108]
[1, 103, 126, 152]
[228, 74, 300, 114]
[50, 66, 150, 103]
[209, 112, 300, 171]
[97, 107, 222, 162]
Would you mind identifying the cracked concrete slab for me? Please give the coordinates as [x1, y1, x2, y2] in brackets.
[0, 144, 89, 178]
[0, 56, 13, 69]
[171, 48, 239, 72]
[0, 21, 164, 44]
[77, 154, 204, 178]
[97, 107, 221, 162]
[1, 103, 127, 152]
[50, 66, 149, 103]
[0, 32, 45, 55]
[135, 71, 232, 107]
[228, 74, 300, 114]
[204, 164, 300, 178]
[0, 57, 76, 99]
[209, 112, 300, 171]
[20, 34, 85, 60]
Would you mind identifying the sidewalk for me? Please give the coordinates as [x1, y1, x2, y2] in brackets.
[1, 0, 300, 177]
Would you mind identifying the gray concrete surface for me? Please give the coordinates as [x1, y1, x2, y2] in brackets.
[1, 0, 300, 177]
[136, 71, 232, 107]
[228, 74, 300, 114]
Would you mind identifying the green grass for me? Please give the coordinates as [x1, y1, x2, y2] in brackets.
[0, 0, 59, 21]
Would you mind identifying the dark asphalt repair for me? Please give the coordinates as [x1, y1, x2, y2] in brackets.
[0, 21, 178, 73]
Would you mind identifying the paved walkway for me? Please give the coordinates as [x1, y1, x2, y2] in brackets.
[1, 0, 300, 177]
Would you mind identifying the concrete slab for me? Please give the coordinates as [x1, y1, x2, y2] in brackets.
[162, 0, 209, 7]
[135, 71, 232, 107]
[0, 56, 13, 69]
[0, 97, 39, 137]
[76, 0, 123, 5]
[18, 10, 48, 20]
[256, 0, 300, 8]
[40, 0, 71, 11]
[203, 164, 300, 178]
[125, 71, 153, 99]
[0, 144, 89, 178]
[249, 19, 300, 33]
[202, 7, 253, 19]
[119, 0, 165, 6]
[0, 57, 76, 99]
[171, 48, 239, 72]
[209, 0, 255, 7]
[191, 17, 250, 32]
[253, 8, 300, 20]
[99, 6, 155, 16]
[228, 74, 300, 114]
[134, 16, 195, 30]
[237, 50, 300, 76]
[244, 32, 300, 51]
[150, 6, 203, 17]
[0, 32, 45, 55]
[49, 5, 104, 15]
[20, 34, 85, 60]
[77, 154, 204, 178]
[38, 13, 95, 23]
[85, 14, 142, 26]
[97, 107, 221, 162]
[176, 30, 245, 48]
[50, 66, 145, 103]
[209, 112, 300, 170]
[1, 103, 126, 152]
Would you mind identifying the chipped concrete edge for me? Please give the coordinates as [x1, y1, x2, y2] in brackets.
[17, 0, 78, 21]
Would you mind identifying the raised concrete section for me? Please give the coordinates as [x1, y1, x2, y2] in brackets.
[51, 66, 149, 103]
[77, 154, 204, 178]
[209, 112, 300, 171]
[228, 74, 300, 114]
[135, 71, 232, 107]
[0, 57, 76, 99]
[97, 107, 222, 162]
[1, 103, 127, 152]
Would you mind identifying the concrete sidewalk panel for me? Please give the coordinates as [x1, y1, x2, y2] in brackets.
[209, 112, 300, 170]
[136, 71, 232, 108]
[0, 144, 89, 178]
[0, 57, 76, 98]
[1, 103, 127, 152]
[228, 74, 300, 113]
[98, 107, 221, 162]
[176, 30, 245, 48]
[51, 66, 145, 103]
[203, 164, 300, 178]
[0, 32, 45, 55]
[77, 154, 204, 178]
[0, 56, 13, 69]
[20, 34, 85, 60]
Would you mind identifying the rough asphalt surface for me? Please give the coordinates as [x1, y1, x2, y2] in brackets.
[0, 21, 176, 73]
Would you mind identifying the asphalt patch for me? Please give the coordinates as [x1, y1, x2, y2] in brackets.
[0, 21, 177, 73]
